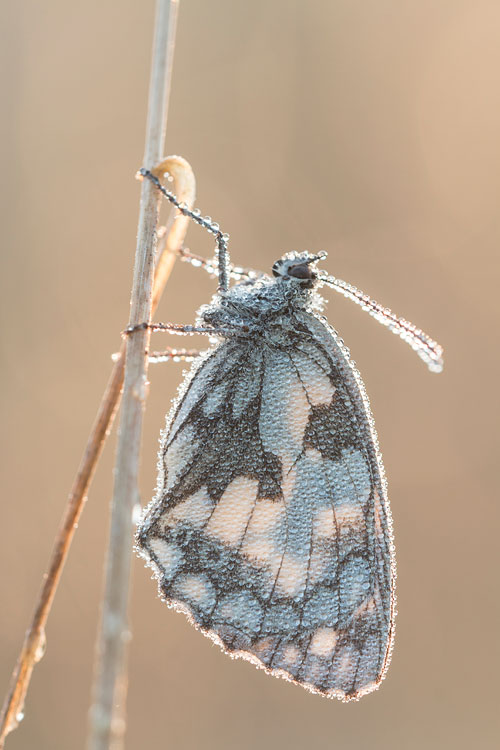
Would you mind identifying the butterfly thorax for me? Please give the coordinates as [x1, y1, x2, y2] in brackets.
[198, 275, 326, 340]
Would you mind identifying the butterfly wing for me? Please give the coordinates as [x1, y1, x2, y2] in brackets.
[137, 314, 395, 701]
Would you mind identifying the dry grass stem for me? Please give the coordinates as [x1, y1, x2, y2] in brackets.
[87, 2, 181, 747]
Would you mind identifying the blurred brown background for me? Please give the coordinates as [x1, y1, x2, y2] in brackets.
[1, 1, 499, 748]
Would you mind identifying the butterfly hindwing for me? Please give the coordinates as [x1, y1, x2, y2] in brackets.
[137, 312, 394, 701]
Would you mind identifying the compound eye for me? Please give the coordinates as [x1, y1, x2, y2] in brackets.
[288, 263, 313, 280]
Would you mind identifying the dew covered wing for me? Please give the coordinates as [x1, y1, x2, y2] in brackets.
[136, 316, 395, 700]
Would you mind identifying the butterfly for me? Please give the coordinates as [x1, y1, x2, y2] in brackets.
[134, 167, 443, 701]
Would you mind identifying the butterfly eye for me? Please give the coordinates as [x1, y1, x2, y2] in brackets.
[288, 263, 313, 280]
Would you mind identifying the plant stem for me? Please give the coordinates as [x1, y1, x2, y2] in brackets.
[87, 4, 181, 746]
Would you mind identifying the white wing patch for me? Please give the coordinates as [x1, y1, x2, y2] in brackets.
[162, 487, 212, 530]
[206, 477, 258, 546]
[310, 627, 338, 657]
[292, 349, 336, 405]
[260, 350, 310, 474]
[149, 538, 183, 581]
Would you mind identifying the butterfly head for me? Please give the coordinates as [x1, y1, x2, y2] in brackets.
[271, 251, 327, 288]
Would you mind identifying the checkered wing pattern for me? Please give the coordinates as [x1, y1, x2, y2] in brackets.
[136, 312, 395, 701]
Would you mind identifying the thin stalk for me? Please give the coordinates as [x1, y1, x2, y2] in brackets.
[87, 3, 181, 743]
[0, 152, 195, 750]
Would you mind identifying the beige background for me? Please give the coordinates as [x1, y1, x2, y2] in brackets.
[1, 1, 499, 748]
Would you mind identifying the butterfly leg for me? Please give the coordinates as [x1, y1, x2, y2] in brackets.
[139, 168, 231, 294]
[123, 321, 249, 342]
[176, 246, 262, 283]
[125, 322, 212, 335]
[148, 347, 201, 363]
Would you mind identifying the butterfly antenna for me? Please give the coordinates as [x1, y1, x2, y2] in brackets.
[319, 273, 444, 373]
[139, 168, 230, 293]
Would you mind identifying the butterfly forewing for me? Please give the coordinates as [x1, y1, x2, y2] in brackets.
[137, 309, 395, 701]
